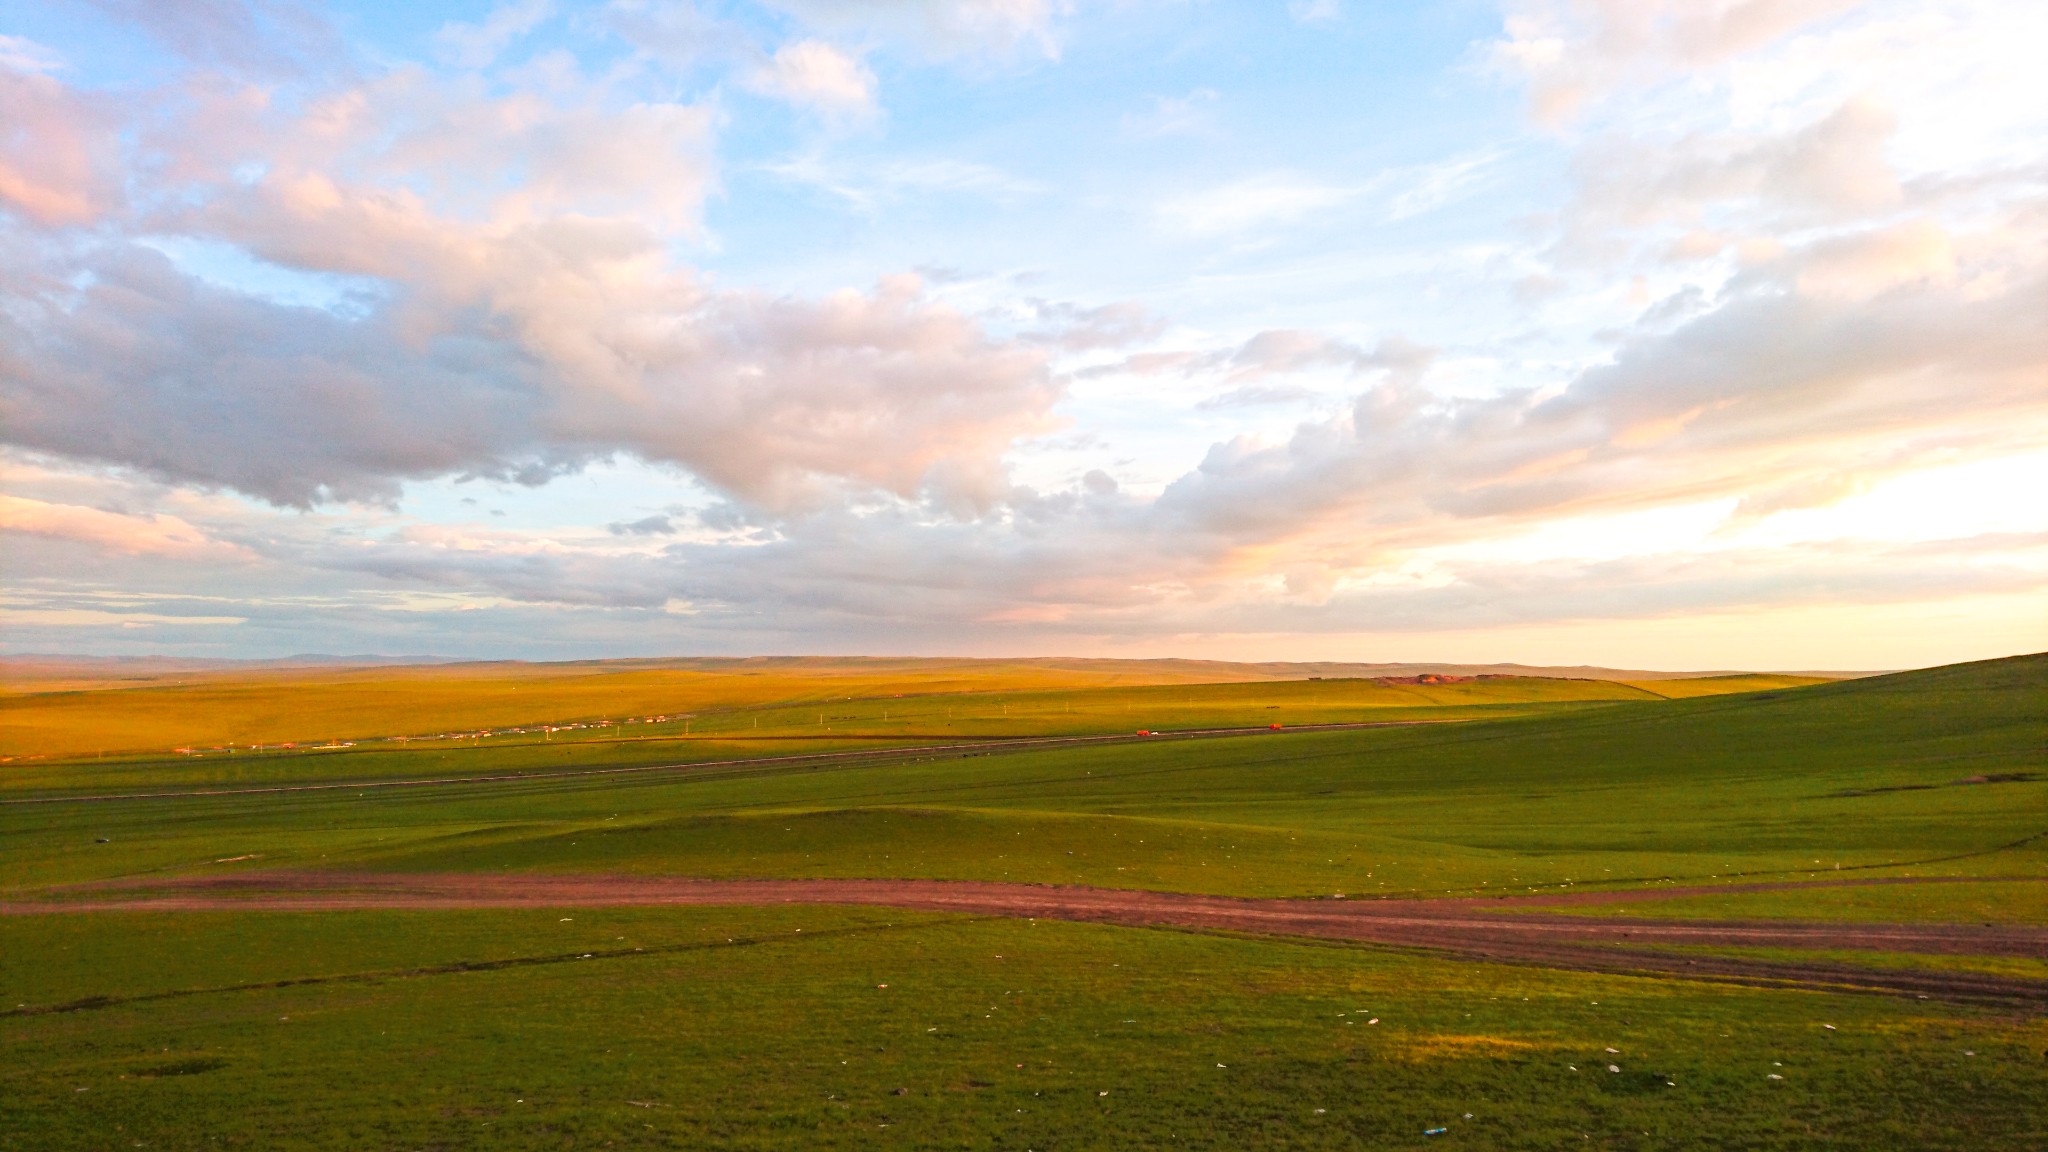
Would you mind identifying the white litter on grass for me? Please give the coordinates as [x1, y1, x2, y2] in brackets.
[1217, 1064, 1227, 1068]
[1314, 1109, 1326, 1114]
[560, 918, 572, 922]
[1605, 1048, 1619, 1054]
[1768, 1074, 1784, 1081]
[1608, 1065, 1620, 1074]
[1099, 1092, 1108, 1097]
[1368, 1018, 1378, 1025]
[1822, 1024, 1836, 1030]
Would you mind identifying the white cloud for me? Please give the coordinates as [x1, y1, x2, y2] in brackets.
[744, 39, 878, 120]
[1490, 0, 1871, 123]
[0, 34, 63, 74]
[1156, 173, 1356, 237]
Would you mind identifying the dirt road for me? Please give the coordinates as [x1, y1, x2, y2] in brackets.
[11, 872, 2044, 1006]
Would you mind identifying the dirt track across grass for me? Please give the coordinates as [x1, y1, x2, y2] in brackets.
[10, 872, 2045, 1007]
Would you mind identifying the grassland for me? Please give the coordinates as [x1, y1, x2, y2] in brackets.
[1, 653, 2042, 1148]
[6, 907, 2044, 1151]
[0, 653, 1826, 766]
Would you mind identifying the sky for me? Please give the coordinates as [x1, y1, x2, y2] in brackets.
[1, 0, 2044, 670]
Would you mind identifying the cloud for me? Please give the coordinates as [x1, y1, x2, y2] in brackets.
[1289, 0, 1342, 27]
[1490, 0, 1871, 122]
[1019, 300, 1163, 351]
[1217, 331, 1434, 384]
[608, 514, 677, 537]
[1088, 330, 1435, 388]
[81, 0, 348, 80]
[1564, 96, 1900, 253]
[0, 64, 1062, 515]
[435, 0, 553, 69]
[1793, 217, 1955, 299]
[0, 494, 250, 559]
[1386, 149, 1504, 220]
[744, 39, 878, 120]
[0, 62, 121, 226]
[6, 0, 2044, 661]
[0, 34, 64, 74]
[766, 0, 1070, 62]
[1197, 383, 1319, 410]
[1122, 88, 1218, 138]
[1156, 172, 1356, 237]
[768, 154, 1043, 210]
[1, 242, 1060, 512]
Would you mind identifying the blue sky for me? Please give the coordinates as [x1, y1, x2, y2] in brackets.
[1, 0, 2044, 668]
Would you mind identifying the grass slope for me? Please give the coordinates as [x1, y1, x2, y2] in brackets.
[4, 655, 2040, 904]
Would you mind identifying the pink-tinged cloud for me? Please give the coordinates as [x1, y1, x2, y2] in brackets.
[0, 65, 119, 226]
[0, 65, 1060, 511]
[0, 495, 250, 559]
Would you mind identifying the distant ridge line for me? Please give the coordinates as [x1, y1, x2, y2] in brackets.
[0, 653, 1882, 681]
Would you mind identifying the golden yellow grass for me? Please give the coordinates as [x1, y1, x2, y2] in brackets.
[0, 656, 1826, 760]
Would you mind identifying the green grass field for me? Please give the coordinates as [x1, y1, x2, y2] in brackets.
[2, 654, 2043, 1148]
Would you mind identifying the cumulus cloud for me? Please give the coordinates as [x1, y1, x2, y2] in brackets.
[0, 62, 1061, 514]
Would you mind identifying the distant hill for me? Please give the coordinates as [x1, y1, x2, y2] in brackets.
[0, 652, 1880, 690]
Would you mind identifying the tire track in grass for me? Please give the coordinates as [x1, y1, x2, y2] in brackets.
[11, 873, 2046, 1008]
